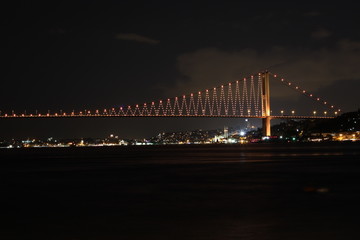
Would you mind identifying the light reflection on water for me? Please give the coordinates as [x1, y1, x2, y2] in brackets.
[1, 143, 360, 239]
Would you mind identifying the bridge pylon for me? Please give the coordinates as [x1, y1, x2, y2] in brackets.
[261, 71, 271, 136]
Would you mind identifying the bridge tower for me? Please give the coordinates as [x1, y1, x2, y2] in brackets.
[261, 71, 271, 136]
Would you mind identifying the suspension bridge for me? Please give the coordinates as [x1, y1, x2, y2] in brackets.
[0, 71, 341, 136]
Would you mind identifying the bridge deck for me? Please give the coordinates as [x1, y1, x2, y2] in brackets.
[0, 114, 335, 119]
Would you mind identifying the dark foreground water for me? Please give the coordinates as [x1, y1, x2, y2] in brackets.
[1, 143, 360, 240]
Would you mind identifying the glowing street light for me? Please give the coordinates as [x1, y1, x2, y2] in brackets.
[281, 110, 284, 116]
[291, 110, 295, 116]
[313, 111, 317, 116]
[324, 111, 327, 117]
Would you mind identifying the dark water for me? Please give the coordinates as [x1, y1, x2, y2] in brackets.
[1, 143, 360, 240]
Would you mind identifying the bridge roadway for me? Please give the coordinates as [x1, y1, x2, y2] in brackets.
[0, 114, 335, 119]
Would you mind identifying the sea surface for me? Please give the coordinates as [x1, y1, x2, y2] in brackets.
[1, 142, 360, 240]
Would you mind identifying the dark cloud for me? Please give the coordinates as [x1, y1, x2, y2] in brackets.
[115, 33, 159, 45]
[311, 28, 332, 39]
[168, 40, 360, 113]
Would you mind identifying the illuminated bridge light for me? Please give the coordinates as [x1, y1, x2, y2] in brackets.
[4, 72, 339, 129]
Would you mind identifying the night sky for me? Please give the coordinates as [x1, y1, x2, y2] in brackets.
[2, 1, 360, 139]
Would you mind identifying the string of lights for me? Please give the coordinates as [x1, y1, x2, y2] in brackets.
[1, 72, 340, 118]
[270, 72, 341, 114]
